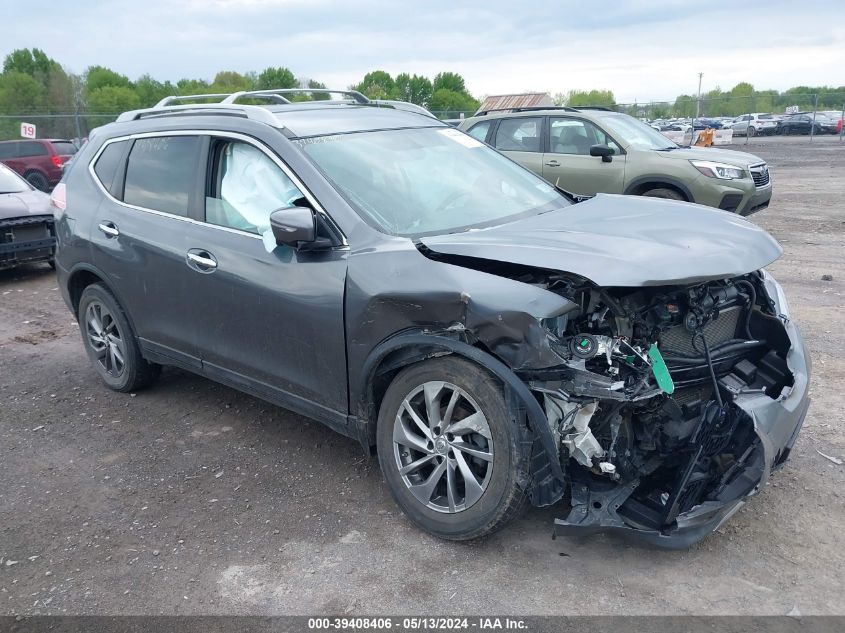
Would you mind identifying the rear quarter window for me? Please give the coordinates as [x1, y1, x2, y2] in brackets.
[93, 140, 130, 195]
[123, 136, 200, 216]
[51, 141, 78, 156]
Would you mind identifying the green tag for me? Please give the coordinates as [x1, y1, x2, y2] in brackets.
[648, 344, 675, 395]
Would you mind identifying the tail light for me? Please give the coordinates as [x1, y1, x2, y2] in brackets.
[51, 155, 64, 168]
[51, 182, 67, 214]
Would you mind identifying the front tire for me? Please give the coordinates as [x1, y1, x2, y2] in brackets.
[25, 171, 49, 192]
[641, 187, 685, 201]
[78, 283, 160, 392]
[376, 356, 527, 540]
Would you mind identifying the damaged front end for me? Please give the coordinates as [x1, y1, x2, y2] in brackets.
[518, 270, 810, 548]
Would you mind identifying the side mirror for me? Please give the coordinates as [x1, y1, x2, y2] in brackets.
[269, 205, 316, 248]
[589, 144, 614, 163]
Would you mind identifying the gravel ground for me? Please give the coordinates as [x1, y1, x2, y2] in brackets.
[1, 135, 843, 616]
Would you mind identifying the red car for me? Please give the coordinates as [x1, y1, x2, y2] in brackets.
[0, 138, 78, 191]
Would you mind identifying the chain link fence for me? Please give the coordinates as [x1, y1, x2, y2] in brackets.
[1, 91, 843, 143]
[614, 92, 845, 120]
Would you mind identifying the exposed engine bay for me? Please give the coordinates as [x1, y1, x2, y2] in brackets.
[523, 273, 797, 541]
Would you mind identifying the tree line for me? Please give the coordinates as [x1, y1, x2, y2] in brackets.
[1, 47, 844, 139]
[0, 48, 478, 115]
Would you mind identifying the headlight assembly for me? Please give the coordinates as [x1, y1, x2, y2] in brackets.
[690, 160, 746, 180]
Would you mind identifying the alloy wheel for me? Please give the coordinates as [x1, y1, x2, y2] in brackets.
[392, 381, 494, 513]
[85, 300, 126, 377]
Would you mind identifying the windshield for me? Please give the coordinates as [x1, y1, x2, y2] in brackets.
[598, 114, 678, 150]
[297, 127, 568, 237]
[0, 165, 29, 193]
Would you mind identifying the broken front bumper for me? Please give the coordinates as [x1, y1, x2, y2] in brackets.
[554, 273, 810, 549]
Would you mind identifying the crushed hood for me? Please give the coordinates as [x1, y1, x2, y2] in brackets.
[419, 194, 782, 287]
[0, 189, 51, 220]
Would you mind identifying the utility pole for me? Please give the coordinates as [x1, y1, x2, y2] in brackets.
[691, 72, 703, 145]
[695, 72, 703, 121]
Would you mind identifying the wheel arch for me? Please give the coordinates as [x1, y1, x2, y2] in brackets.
[354, 331, 564, 481]
[624, 175, 694, 202]
[66, 264, 141, 338]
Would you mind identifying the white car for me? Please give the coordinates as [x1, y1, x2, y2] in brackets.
[731, 113, 779, 137]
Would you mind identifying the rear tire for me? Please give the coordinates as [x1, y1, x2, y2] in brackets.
[25, 171, 49, 192]
[78, 283, 160, 392]
[641, 187, 685, 201]
[747, 126, 757, 137]
[376, 356, 528, 540]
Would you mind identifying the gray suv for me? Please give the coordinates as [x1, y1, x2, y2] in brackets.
[55, 89, 809, 548]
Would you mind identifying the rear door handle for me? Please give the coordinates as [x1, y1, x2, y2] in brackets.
[545, 160, 560, 167]
[98, 222, 119, 237]
[186, 250, 218, 271]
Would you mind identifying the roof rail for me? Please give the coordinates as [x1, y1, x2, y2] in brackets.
[473, 105, 578, 116]
[154, 94, 233, 107]
[222, 89, 370, 104]
[115, 103, 281, 127]
[573, 105, 616, 112]
[369, 99, 438, 119]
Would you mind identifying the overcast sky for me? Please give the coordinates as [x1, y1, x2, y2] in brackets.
[3, 0, 844, 102]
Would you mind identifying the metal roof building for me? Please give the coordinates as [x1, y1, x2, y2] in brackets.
[476, 92, 554, 113]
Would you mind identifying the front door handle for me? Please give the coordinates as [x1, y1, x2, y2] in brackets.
[545, 160, 560, 167]
[98, 222, 119, 237]
[186, 250, 218, 271]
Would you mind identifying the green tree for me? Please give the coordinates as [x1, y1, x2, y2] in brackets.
[210, 71, 252, 92]
[3, 48, 58, 84]
[86, 86, 141, 112]
[432, 71, 466, 94]
[0, 71, 46, 113]
[427, 88, 478, 115]
[85, 66, 133, 95]
[673, 94, 696, 117]
[394, 73, 432, 105]
[352, 70, 395, 99]
[134, 74, 173, 107]
[726, 82, 755, 115]
[256, 66, 297, 90]
[564, 89, 615, 107]
[176, 78, 212, 94]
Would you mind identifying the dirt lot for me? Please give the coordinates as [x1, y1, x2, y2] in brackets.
[1, 136, 843, 616]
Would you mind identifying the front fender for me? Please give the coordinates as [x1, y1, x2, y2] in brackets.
[355, 330, 565, 482]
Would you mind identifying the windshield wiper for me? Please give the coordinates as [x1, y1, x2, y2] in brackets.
[654, 146, 678, 151]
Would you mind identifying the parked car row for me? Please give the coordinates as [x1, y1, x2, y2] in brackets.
[647, 111, 844, 137]
[777, 112, 843, 135]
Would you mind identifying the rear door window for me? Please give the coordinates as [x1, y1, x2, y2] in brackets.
[494, 117, 543, 152]
[18, 141, 49, 157]
[123, 136, 200, 216]
[0, 143, 17, 159]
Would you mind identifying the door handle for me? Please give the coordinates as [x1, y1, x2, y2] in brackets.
[186, 251, 217, 270]
[98, 222, 119, 237]
[544, 160, 560, 167]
